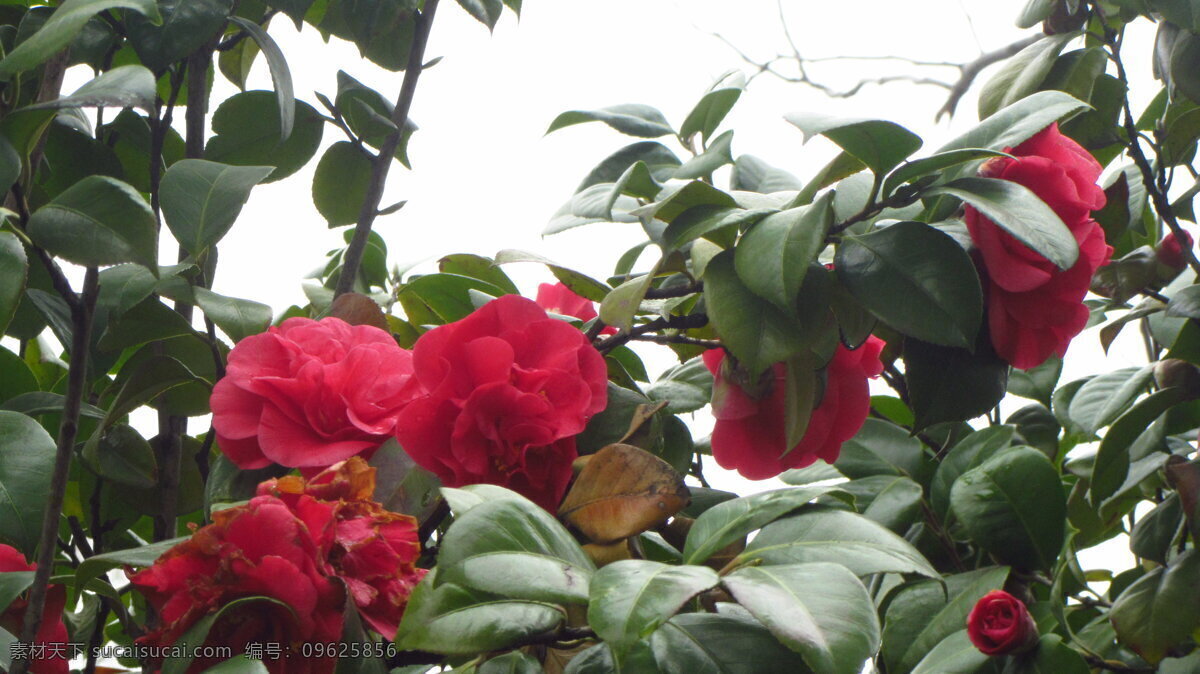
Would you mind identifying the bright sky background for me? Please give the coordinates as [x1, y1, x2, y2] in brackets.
[47, 0, 1169, 572]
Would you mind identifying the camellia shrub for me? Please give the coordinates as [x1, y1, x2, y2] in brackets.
[0, 0, 1198, 673]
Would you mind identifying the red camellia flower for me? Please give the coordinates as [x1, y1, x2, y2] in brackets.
[1157, 229, 1194, 270]
[211, 317, 422, 470]
[702, 337, 885, 480]
[395, 295, 608, 510]
[128, 498, 345, 674]
[258, 458, 425, 641]
[535, 282, 616, 335]
[0, 545, 70, 674]
[965, 123, 1112, 369]
[967, 590, 1039, 656]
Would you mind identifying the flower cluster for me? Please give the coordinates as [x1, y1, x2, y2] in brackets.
[212, 293, 608, 509]
[128, 459, 422, 674]
[966, 123, 1112, 370]
[0, 545, 69, 674]
[703, 338, 885, 479]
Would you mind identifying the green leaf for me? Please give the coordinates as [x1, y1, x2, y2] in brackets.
[950, 446, 1066, 571]
[1153, 0, 1200, 31]
[25, 65, 155, 111]
[0, 411, 56, 554]
[680, 78, 743, 143]
[0, 233, 27, 335]
[162, 596, 291, 674]
[978, 34, 1075, 119]
[731, 154, 805, 193]
[193, 287, 272, 343]
[312, 141, 374, 226]
[1017, 0, 1057, 28]
[935, 90, 1090, 157]
[27, 176, 157, 270]
[398, 273, 506, 323]
[0, 0, 161, 78]
[161, 159, 274, 256]
[734, 193, 833, 311]
[1166, 284, 1200, 319]
[930, 426, 1016, 519]
[1008, 355, 1063, 407]
[881, 148, 1013, 198]
[457, 0, 503, 29]
[548, 104, 675, 139]
[1090, 387, 1189, 505]
[722, 563, 879, 674]
[842, 475, 925, 532]
[835, 418, 933, 483]
[205, 91, 325, 182]
[909, 629, 998, 674]
[0, 347, 38, 404]
[436, 496, 594, 604]
[82, 423, 157, 488]
[1109, 549, 1200, 664]
[599, 271, 657, 333]
[587, 560, 719, 656]
[0, 392, 104, 419]
[100, 354, 204, 428]
[645, 357, 713, 415]
[227, 16, 294, 141]
[577, 141, 681, 191]
[650, 612, 813, 673]
[784, 113, 922, 173]
[674, 130, 735, 180]
[660, 206, 773, 253]
[704, 250, 808, 376]
[904, 336, 1009, 430]
[477, 651, 542, 674]
[835, 221, 983, 349]
[881, 566, 1010, 674]
[683, 486, 841, 565]
[126, 0, 234, 73]
[1008, 634, 1090, 674]
[396, 577, 564, 655]
[1068, 365, 1154, 436]
[367, 439, 442, 522]
[1130, 494, 1183, 565]
[735, 505, 938, 577]
[493, 249, 611, 302]
[0, 571, 34, 615]
[74, 536, 185, 600]
[929, 177, 1078, 269]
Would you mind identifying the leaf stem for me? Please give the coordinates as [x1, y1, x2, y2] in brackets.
[335, 0, 441, 298]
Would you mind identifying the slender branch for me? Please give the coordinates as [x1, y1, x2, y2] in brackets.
[827, 184, 922, 235]
[643, 281, 702, 299]
[1079, 654, 1155, 674]
[502, 626, 596, 650]
[593, 313, 709, 353]
[12, 267, 99, 674]
[628, 333, 722, 349]
[334, 0, 441, 298]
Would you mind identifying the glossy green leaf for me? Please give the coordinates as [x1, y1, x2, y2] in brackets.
[680, 79, 743, 143]
[0, 571, 34, 615]
[1068, 365, 1154, 436]
[453, 552, 592, 606]
[1090, 387, 1189, 505]
[0, 347, 39, 404]
[735, 505, 938, 577]
[1017, 0, 1057, 28]
[722, 563, 879, 674]
[227, 16, 294, 140]
[493, 249, 611, 302]
[731, 154, 804, 194]
[935, 90, 1090, 157]
[1008, 355, 1063, 407]
[206, 92, 325, 182]
[25, 65, 155, 111]
[161, 159, 274, 256]
[396, 577, 564, 655]
[881, 148, 1012, 198]
[650, 612, 813, 674]
[881, 566, 1010, 674]
[836, 221, 983, 348]
[734, 193, 834, 311]
[674, 130, 734, 180]
[83, 423, 156, 488]
[193, 287, 272, 343]
[477, 651, 542, 674]
[645, 357, 713, 415]
[930, 426, 1016, 519]
[0, 411, 56, 554]
[548, 104, 675, 138]
[784, 113, 922, 173]
[0, 233, 26, 335]
[457, 0, 503, 29]
[312, 142, 374, 226]
[950, 446, 1066, 571]
[843, 474, 924, 532]
[398, 273, 505, 323]
[599, 271, 657, 333]
[909, 629, 998, 674]
[588, 560, 719, 656]
[1109, 549, 1200, 664]
[834, 418, 932, 483]
[978, 34, 1075, 119]
[683, 486, 839, 565]
[904, 336, 1009, 430]
[660, 206, 773, 252]
[126, 0, 234, 72]
[577, 141, 681, 191]
[0, 0, 161, 78]
[704, 250, 808, 376]
[27, 176, 157, 270]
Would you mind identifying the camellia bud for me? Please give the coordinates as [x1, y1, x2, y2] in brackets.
[966, 590, 1040, 656]
[1154, 358, 1200, 398]
[1156, 230, 1194, 270]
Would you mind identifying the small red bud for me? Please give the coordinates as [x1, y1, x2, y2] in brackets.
[1156, 230, 1194, 270]
[967, 590, 1040, 656]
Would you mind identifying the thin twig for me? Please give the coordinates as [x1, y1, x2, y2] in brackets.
[334, 0, 441, 298]
[12, 267, 99, 674]
[594, 313, 709, 353]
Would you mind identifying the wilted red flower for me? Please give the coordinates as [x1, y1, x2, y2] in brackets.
[0, 545, 70, 674]
[965, 123, 1112, 369]
[258, 458, 425, 641]
[1157, 229, 1194, 270]
[702, 337, 885, 480]
[967, 590, 1039, 656]
[396, 295, 608, 509]
[211, 317, 422, 470]
[128, 497, 345, 674]
[535, 282, 615, 335]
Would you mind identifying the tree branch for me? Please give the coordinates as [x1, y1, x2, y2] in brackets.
[12, 267, 99, 674]
[334, 0, 441, 298]
[593, 313, 709, 353]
